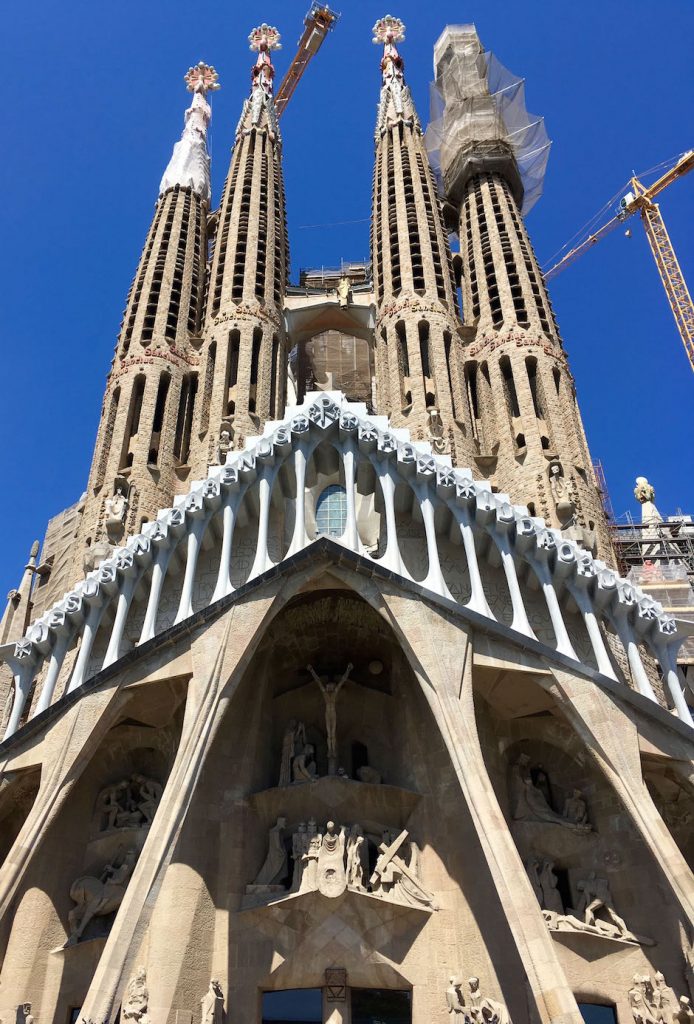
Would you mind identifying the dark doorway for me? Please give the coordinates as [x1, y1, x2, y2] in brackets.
[262, 988, 322, 1023]
[351, 988, 412, 1024]
[578, 1004, 617, 1024]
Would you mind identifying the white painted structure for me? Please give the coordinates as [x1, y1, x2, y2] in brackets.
[1, 393, 691, 739]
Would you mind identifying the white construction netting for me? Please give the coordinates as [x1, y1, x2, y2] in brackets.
[425, 29, 551, 216]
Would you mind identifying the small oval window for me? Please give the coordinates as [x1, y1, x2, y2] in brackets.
[315, 485, 347, 538]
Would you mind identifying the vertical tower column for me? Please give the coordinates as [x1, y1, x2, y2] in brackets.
[370, 16, 475, 465]
[190, 24, 288, 474]
[76, 64, 219, 576]
[431, 26, 611, 557]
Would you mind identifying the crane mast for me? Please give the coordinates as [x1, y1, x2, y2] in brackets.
[544, 150, 694, 371]
[275, 3, 340, 119]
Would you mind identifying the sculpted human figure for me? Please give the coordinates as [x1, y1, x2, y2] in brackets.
[317, 820, 348, 897]
[510, 754, 590, 831]
[653, 972, 678, 1022]
[253, 816, 288, 887]
[674, 997, 694, 1024]
[23, 1005, 33, 1024]
[201, 979, 224, 1024]
[292, 742, 317, 783]
[346, 824, 368, 891]
[576, 872, 633, 939]
[446, 977, 464, 1015]
[628, 976, 659, 1024]
[563, 789, 589, 827]
[67, 848, 138, 944]
[105, 487, 128, 525]
[131, 774, 162, 825]
[123, 966, 149, 1024]
[302, 819, 322, 892]
[526, 859, 544, 906]
[96, 780, 128, 831]
[279, 719, 305, 786]
[307, 663, 352, 770]
[290, 822, 309, 892]
[371, 830, 436, 909]
[467, 977, 511, 1024]
[539, 860, 564, 915]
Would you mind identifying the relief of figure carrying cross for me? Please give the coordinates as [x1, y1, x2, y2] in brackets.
[307, 662, 353, 775]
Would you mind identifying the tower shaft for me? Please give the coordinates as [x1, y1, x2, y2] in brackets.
[371, 16, 475, 462]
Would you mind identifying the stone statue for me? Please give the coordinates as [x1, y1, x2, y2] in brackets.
[539, 860, 563, 915]
[346, 824, 368, 891]
[634, 476, 662, 529]
[371, 829, 436, 909]
[290, 822, 309, 892]
[105, 487, 128, 527]
[337, 276, 351, 308]
[307, 662, 352, 773]
[466, 976, 511, 1024]
[218, 428, 233, 465]
[201, 979, 224, 1024]
[123, 966, 149, 1024]
[67, 847, 138, 944]
[575, 871, 634, 940]
[548, 462, 575, 526]
[301, 819, 322, 892]
[526, 859, 544, 907]
[252, 817, 288, 886]
[674, 998, 694, 1024]
[96, 774, 162, 832]
[653, 972, 678, 1022]
[356, 765, 382, 785]
[426, 408, 449, 455]
[628, 976, 660, 1024]
[292, 742, 317, 783]
[22, 1005, 33, 1024]
[446, 977, 464, 1015]
[317, 820, 347, 897]
[562, 789, 589, 827]
[279, 720, 306, 786]
[510, 754, 591, 831]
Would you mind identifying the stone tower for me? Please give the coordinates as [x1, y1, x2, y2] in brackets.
[77, 63, 219, 569]
[429, 26, 610, 556]
[190, 23, 288, 473]
[371, 16, 474, 463]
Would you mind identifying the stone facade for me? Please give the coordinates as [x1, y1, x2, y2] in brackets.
[0, 16, 691, 1024]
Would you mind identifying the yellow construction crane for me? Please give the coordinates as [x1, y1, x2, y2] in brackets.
[275, 3, 340, 119]
[544, 150, 694, 372]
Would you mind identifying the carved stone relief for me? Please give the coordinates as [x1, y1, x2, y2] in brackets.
[629, 972, 694, 1024]
[67, 847, 138, 945]
[201, 979, 224, 1024]
[510, 754, 592, 832]
[95, 774, 163, 833]
[446, 976, 511, 1023]
[122, 966, 149, 1024]
[246, 820, 435, 909]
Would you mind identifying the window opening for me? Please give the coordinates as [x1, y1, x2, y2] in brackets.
[315, 485, 347, 538]
[351, 988, 412, 1024]
[262, 989, 322, 1023]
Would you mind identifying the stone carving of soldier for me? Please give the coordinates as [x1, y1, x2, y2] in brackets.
[345, 824, 368, 891]
[279, 720, 305, 786]
[446, 977, 464, 1015]
[201, 979, 224, 1024]
[97, 780, 129, 831]
[301, 819, 322, 892]
[539, 860, 563, 915]
[290, 822, 309, 892]
[132, 774, 162, 825]
[252, 816, 288, 887]
[628, 975, 659, 1024]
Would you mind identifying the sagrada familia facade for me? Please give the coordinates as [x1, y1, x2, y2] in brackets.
[0, 14, 692, 1024]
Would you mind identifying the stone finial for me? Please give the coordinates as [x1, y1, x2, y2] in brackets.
[372, 15, 406, 45]
[184, 61, 221, 95]
[248, 23, 282, 52]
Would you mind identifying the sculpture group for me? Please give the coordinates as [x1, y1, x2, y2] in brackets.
[96, 774, 162, 832]
[248, 817, 435, 909]
[67, 847, 138, 945]
[629, 973, 694, 1024]
[511, 754, 591, 832]
[446, 976, 511, 1023]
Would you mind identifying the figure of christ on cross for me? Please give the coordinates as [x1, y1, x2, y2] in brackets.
[307, 662, 353, 774]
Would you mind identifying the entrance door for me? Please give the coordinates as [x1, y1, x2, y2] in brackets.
[261, 988, 322, 1023]
[351, 988, 412, 1024]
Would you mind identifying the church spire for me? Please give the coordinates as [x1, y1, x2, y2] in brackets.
[370, 16, 474, 463]
[160, 62, 220, 204]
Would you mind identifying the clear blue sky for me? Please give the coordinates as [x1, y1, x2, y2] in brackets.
[0, 0, 692, 595]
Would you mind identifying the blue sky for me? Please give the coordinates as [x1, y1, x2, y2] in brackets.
[0, 0, 692, 595]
